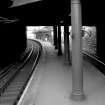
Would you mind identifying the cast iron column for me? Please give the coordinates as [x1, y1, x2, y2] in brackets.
[70, 0, 85, 101]
[57, 25, 62, 55]
[64, 25, 71, 64]
[53, 25, 58, 49]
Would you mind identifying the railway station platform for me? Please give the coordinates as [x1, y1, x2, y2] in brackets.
[17, 40, 105, 105]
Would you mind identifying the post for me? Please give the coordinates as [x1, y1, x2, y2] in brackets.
[53, 25, 58, 49]
[64, 25, 71, 64]
[64, 25, 67, 60]
[57, 25, 62, 55]
[70, 0, 85, 101]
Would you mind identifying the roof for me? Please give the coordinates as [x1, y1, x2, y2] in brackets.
[0, 0, 104, 25]
[11, 0, 42, 7]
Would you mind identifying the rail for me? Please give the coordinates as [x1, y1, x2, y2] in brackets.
[17, 39, 42, 105]
[0, 39, 42, 105]
[0, 42, 29, 76]
[0, 42, 33, 95]
[83, 51, 105, 75]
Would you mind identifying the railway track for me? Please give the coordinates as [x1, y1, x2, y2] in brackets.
[1, 39, 104, 105]
[0, 40, 30, 74]
[0, 40, 42, 105]
[0, 41, 32, 95]
[83, 51, 105, 75]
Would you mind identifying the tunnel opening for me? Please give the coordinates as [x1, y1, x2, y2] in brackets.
[26, 26, 53, 44]
[26, 26, 97, 57]
[61, 26, 97, 57]
[81, 26, 97, 56]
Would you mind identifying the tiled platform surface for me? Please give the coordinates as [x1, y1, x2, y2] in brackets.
[17, 41, 105, 105]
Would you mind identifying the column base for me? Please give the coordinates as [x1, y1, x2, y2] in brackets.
[64, 60, 71, 66]
[55, 46, 58, 49]
[70, 90, 86, 101]
[57, 51, 62, 56]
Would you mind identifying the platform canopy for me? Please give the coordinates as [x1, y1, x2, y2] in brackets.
[11, 0, 42, 7]
[0, 0, 104, 25]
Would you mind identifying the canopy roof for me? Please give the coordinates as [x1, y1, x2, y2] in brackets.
[0, 0, 104, 25]
[11, 0, 42, 7]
